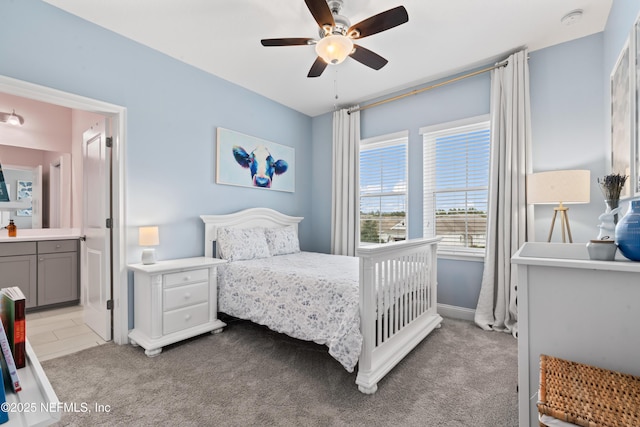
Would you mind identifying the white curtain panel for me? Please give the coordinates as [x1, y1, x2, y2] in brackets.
[474, 50, 532, 336]
[331, 108, 360, 256]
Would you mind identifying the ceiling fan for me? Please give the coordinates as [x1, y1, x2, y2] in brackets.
[261, 0, 409, 78]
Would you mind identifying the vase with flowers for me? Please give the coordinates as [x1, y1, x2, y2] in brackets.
[596, 174, 627, 239]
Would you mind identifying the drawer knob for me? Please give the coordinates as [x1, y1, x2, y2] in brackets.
[184, 314, 192, 321]
[56, 245, 61, 249]
[183, 276, 191, 281]
[184, 292, 191, 300]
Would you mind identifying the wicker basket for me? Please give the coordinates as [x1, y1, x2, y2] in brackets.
[538, 354, 640, 427]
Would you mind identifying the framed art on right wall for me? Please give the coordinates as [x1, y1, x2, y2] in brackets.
[611, 36, 632, 199]
[634, 14, 640, 195]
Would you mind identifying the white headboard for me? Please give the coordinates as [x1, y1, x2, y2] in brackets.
[200, 208, 303, 258]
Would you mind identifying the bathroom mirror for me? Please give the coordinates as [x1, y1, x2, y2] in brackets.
[0, 153, 71, 229]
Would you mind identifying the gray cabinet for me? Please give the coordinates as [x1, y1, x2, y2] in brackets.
[0, 242, 37, 309]
[0, 239, 79, 310]
[37, 240, 79, 307]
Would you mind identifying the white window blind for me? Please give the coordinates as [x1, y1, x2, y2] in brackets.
[359, 134, 408, 245]
[421, 117, 490, 253]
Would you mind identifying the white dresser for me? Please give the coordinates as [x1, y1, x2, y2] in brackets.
[511, 243, 640, 427]
[128, 257, 226, 357]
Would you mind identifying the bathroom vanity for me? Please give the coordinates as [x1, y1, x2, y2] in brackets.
[0, 229, 81, 310]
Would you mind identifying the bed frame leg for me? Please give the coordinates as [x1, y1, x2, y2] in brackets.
[357, 383, 378, 394]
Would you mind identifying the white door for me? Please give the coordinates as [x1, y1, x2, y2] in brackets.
[82, 119, 112, 341]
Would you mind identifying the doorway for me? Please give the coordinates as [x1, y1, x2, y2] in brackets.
[0, 75, 128, 345]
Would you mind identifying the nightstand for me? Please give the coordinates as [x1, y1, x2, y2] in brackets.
[128, 257, 226, 357]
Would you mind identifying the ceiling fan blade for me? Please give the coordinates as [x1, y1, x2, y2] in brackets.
[304, 0, 335, 29]
[261, 38, 314, 47]
[350, 44, 388, 70]
[348, 6, 408, 39]
[307, 57, 328, 78]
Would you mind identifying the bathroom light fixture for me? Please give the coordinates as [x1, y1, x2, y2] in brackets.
[315, 34, 354, 65]
[0, 110, 25, 126]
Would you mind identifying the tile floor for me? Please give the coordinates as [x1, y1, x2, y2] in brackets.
[26, 305, 107, 362]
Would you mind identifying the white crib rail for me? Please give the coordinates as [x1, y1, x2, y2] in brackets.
[356, 237, 443, 394]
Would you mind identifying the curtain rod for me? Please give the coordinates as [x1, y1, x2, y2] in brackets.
[348, 59, 509, 115]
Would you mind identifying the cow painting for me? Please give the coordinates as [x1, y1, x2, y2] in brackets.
[232, 145, 288, 188]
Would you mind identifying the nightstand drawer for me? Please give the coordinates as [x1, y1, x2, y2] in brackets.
[163, 302, 209, 335]
[163, 281, 208, 311]
[163, 268, 209, 288]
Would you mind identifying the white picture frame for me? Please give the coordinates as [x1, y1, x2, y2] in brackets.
[634, 14, 640, 196]
[16, 179, 32, 216]
[611, 36, 633, 199]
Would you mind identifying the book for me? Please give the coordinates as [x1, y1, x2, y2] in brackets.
[0, 365, 7, 424]
[0, 319, 20, 392]
[0, 287, 25, 369]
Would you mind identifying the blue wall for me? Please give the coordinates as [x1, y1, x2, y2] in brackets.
[529, 34, 606, 243]
[310, 33, 614, 310]
[310, 68, 491, 309]
[2, 0, 637, 314]
[0, 0, 313, 261]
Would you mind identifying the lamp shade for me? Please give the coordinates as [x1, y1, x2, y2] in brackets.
[315, 34, 354, 65]
[138, 226, 159, 246]
[527, 170, 591, 205]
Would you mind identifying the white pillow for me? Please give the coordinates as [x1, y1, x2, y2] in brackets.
[264, 226, 300, 256]
[216, 227, 270, 261]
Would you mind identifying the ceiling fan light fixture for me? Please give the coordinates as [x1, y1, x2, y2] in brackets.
[315, 34, 353, 65]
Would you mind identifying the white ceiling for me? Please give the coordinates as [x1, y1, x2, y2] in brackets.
[43, 0, 612, 117]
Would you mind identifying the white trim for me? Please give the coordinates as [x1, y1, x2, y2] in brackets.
[437, 251, 484, 262]
[359, 132, 409, 245]
[437, 303, 475, 321]
[419, 114, 490, 135]
[422, 117, 490, 251]
[0, 75, 128, 345]
[360, 130, 408, 147]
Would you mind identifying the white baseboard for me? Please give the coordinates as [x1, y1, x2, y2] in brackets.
[437, 303, 475, 322]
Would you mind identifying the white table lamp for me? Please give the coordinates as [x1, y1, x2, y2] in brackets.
[139, 226, 159, 264]
[527, 170, 590, 243]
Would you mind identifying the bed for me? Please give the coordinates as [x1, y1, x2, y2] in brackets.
[201, 208, 442, 394]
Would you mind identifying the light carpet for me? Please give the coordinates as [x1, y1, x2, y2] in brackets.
[41, 317, 518, 426]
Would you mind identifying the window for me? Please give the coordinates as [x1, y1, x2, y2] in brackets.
[421, 116, 490, 254]
[359, 132, 408, 245]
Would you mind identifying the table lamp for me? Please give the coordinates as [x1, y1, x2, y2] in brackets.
[139, 226, 159, 264]
[527, 170, 590, 243]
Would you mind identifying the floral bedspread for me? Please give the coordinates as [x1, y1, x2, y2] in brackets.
[217, 251, 362, 372]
